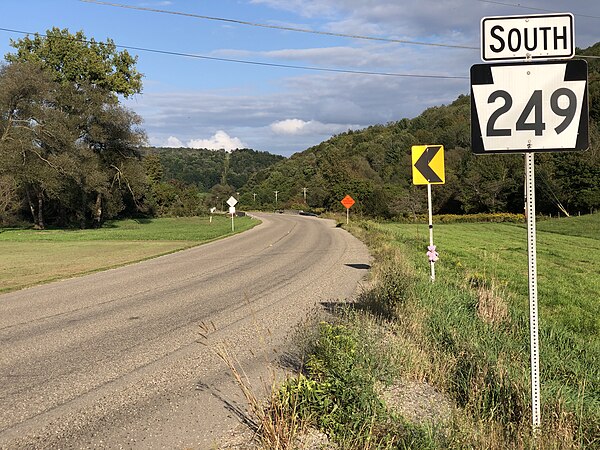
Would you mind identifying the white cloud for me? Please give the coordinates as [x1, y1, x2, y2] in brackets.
[270, 118, 356, 137]
[187, 131, 247, 151]
[126, 0, 599, 157]
[250, 0, 339, 18]
[218, 45, 401, 69]
[250, 0, 599, 49]
[129, 67, 468, 156]
[165, 136, 184, 147]
[271, 118, 310, 135]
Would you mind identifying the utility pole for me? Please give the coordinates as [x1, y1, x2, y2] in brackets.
[253, 193, 256, 202]
[274, 190, 279, 208]
[302, 187, 307, 202]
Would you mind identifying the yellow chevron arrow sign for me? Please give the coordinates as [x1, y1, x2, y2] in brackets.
[412, 145, 445, 185]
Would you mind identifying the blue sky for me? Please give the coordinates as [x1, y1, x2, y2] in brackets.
[0, 0, 598, 156]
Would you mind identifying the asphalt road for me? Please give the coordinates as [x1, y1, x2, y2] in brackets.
[0, 213, 370, 449]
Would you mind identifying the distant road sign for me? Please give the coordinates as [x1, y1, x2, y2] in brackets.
[471, 60, 588, 154]
[481, 13, 574, 62]
[341, 195, 355, 209]
[226, 196, 238, 207]
[412, 145, 445, 184]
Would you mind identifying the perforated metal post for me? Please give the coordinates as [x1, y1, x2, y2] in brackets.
[427, 183, 435, 282]
[526, 153, 541, 432]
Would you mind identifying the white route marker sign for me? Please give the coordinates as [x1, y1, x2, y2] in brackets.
[473, 12, 588, 435]
[471, 60, 588, 154]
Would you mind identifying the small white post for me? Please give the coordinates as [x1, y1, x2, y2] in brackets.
[228, 206, 236, 232]
[526, 153, 541, 433]
[427, 183, 435, 282]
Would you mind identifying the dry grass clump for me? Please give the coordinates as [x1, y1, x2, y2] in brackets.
[213, 344, 307, 450]
[475, 280, 509, 325]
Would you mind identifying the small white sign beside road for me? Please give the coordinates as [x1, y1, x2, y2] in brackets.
[226, 196, 238, 207]
[481, 13, 574, 62]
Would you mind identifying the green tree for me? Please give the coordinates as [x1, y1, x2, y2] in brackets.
[144, 153, 164, 185]
[2, 28, 147, 228]
[6, 27, 142, 97]
[0, 62, 70, 228]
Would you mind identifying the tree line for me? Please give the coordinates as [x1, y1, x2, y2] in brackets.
[0, 28, 286, 227]
[1, 28, 598, 228]
[141, 147, 284, 217]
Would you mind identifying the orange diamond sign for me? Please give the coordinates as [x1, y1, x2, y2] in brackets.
[341, 195, 355, 209]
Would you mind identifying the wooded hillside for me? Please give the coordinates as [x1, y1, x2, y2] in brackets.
[245, 43, 600, 217]
[143, 147, 284, 192]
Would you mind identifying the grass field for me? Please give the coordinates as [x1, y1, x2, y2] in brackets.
[375, 213, 600, 447]
[382, 216, 600, 342]
[0, 215, 258, 293]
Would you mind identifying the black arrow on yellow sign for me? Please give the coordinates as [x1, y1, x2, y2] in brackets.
[414, 145, 443, 183]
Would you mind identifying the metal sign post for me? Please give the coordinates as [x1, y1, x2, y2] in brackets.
[427, 183, 436, 282]
[525, 153, 541, 431]
[472, 12, 588, 434]
[226, 196, 238, 232]
[229, 206, 235, 231]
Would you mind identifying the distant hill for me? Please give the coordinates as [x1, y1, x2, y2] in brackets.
[141, 147, 285, 192]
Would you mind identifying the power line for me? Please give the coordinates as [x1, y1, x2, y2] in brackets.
[75, 1, 600, 61]
[80, 0, 480, 51]
[474, 0, 600, 20]
[0, 27, 470, 80]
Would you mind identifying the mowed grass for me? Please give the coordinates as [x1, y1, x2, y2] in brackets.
[382, 216, 600, 342]
[0, 215, 258, 293]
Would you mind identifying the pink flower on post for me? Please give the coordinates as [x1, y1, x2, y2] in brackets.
[427, 245, 439, 263]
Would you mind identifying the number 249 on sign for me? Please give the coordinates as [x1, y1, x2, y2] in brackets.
[487, 88, 576, 137]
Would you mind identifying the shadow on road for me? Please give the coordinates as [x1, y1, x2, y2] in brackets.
[345, 263, 371, 270]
